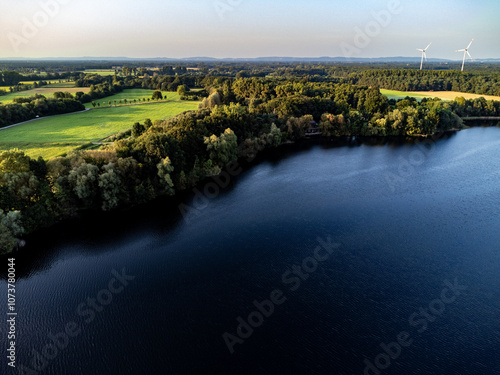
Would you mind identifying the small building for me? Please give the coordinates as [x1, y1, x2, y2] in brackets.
[305, 121, 322, 136]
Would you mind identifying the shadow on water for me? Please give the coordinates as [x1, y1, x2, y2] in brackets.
[0, 195, 186, 279]
[0, 131, 461, 280]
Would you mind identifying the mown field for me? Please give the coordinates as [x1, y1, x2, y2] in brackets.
[379, 89, 432, 101]
[408, 91, 500, 101]
[83, 69, 116, 76]
[0, 80, 61, 92]
[0, 96, 199, 159]
[0, 81, 87, 104]
[84, 89, 177, 108]
[380, 89, 500, 102]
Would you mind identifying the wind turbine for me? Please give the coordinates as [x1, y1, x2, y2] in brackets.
[417, 42, 432, 70]
[456, 39, 474, 72]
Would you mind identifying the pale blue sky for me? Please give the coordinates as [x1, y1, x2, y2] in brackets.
[0, 0, 498, 59]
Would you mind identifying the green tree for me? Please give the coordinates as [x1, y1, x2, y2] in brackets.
[0, 223, 16, 254]
[68, 163, 100, 206]
[144, 118, 153, 129]
[152, 91, 163, 100]
[0, 150, 31, 174]
[267, 123, 282, 147]
[177, 85, 188, 97]
[157, 156, 175, 195]
[0, 209, 24, 254]
[132, 122, 145, 138]
[204, 128, 238, 167]
[99, 163, 122, 211]
[286, 115, 313, 140]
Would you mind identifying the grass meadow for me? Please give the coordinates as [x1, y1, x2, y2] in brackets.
[0, 81, 87, 104]
[0, 92, 199, 159]
[83, 69, 117, 76]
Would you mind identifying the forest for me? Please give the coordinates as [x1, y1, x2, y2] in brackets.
[349, 69, 500, 96]
[1, 63, 500, 252]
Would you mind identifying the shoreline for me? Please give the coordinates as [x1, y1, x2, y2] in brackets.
[5, 125, 494, 254]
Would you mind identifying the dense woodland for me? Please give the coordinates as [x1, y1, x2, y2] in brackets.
[1, 63, 500, 252]
[349, 70, 500, 96]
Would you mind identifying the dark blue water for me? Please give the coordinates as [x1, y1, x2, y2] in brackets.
[2, 127, 500, 375]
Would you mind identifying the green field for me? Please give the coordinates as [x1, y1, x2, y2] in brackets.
[380, 89, 500, 102]
[83, 69, 116, 76]
[380, 89, 435, 101]
[0, 80, 68, 91]
[0, 97, 199, 159]
[85, 89, 177, 108]
[0, 81, 84, 104]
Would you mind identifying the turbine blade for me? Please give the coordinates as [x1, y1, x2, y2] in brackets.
[456, 49, 465, 52]
[467, 39, 474, 49]
[425, 42, 432, 51]
[467, 51, 473, 60]
[424, 52, 427, 61]
[417, 49, 424, 52]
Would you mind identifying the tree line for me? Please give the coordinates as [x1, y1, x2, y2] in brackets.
[349, 69, 500, 96]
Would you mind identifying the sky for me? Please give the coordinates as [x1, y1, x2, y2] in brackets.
[0, 0, 499, 59]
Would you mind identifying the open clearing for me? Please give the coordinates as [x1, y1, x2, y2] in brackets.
[380, 89, 500, 102]
[0, 97, 199, 159]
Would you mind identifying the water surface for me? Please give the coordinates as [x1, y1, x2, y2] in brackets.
[2, 127, 500, 374]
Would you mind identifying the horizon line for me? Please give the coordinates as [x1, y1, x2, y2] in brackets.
[1, 56, 500, 61]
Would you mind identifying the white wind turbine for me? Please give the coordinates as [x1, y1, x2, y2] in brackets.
[456, 39, 474, 72]
[417, 42, 432, 70]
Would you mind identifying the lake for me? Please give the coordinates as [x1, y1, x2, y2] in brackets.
[2, 127, 500, 374]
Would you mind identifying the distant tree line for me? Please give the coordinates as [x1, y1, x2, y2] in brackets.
[349, 69, 500, 96]
[0, 71, 24, 86]
[0, 70, 78, 86]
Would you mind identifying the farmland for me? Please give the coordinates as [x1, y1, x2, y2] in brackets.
[380, 89, 500, 102]
[82, 69, 116, 76]
[0, 81, 87, 104]
[379, 89, 433, 101]
[0, 94, 199, 159]
[408, 90, 500, 101]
